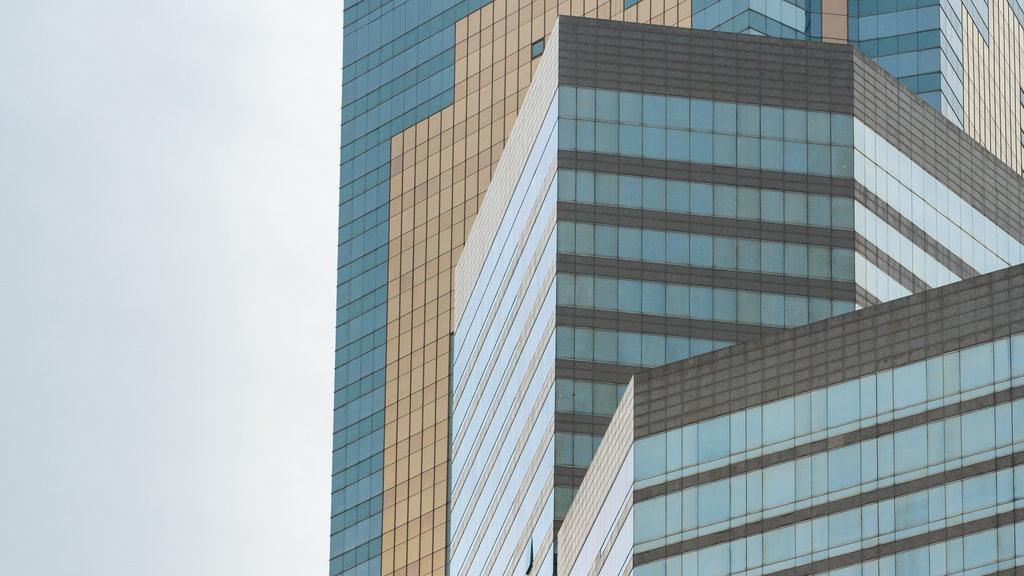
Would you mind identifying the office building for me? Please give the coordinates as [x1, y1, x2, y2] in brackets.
[559, 263, 1024, 576]
[335, 1, 1024, 575]
[448, 17, 1024, 576]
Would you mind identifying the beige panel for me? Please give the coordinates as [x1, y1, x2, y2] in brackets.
[382, 2, 694, 575]
[963, 1, 1024, 174]
[821, 0, 848, 43]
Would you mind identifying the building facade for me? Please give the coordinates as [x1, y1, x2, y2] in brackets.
[559, 263, 1024, 575]
[334, 2, 1024, 575]
[448, 17, 1024, 576]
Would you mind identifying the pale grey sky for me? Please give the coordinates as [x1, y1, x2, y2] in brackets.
[0, 1, 340, 573]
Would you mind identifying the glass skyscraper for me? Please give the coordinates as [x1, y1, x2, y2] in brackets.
[334, 2, 1024, 575]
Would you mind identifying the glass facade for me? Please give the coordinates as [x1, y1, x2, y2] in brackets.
[338, 2, 1024, 573]
[449, 92, 559, 576]
[633, 332, 1024, 575]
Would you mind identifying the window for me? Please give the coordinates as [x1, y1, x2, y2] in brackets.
[625, 0, 642, 8]
[530, 38, 544, 59]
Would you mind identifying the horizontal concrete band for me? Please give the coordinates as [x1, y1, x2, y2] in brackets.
[557, 254, 858, 300]
[636, 383, 1024, 504]
[554, 412, 614, 436]
[559, 151, 856, 197]
[556, 307, 791, 342]
[634, 451, 1024, 566]
[632, 265, 1024, 439]
[557, 18, 856, 115]
[559, 202, 855, 248]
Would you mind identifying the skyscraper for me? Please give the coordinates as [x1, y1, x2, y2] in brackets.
[334, 2, 1024, 575]
[448, 17, 1024, 574]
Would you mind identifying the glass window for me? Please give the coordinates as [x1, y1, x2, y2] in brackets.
[783, 109, 807, 141]
[828, 445, 861, 491]
[666, 181, 689, 212]
[761, 106, 784, 138]
[691, 131, 713, 164]
[531, 38, 544, 59]
[619, 227, 641, 259]
[690, 235, 713, 267]
[558, 87, 576, 118]
[761, 139, 783, 170]
[595, 122, 619, 154]
[595, 330, 616, 361]
[620, 176, 642, 208]
[713, 134, 736, 165]
[555, 379, 573, 411]
[713, 101, 737, 133]
[784, 140, 807, 172]
[698, 479, 730, 526]
[574, 275, 594, 307]
[737, 136, 760, 168]
[666, 285, 689, 316]
[595, 173, 617, 205]
[666, 231, 689, 265]
[763, 461, 795, 509]
[643, 94, 666, 126]
[737, 103, 760, 136]
[619, 332, 641, 365]
[784, 192, 807, 225]
[596, 89, 618, 122]
[619, 279, 641, 312]
[666, 129, 689, 162]
[831, 114, 853, 145]
[620, 124, 642, 156]
[554, 432, 573, 465]
[713, 237, 737, 269]
[595, 277, 617, 308]
[643, 230, 666, 262]
[643, 178, 666, 211]
[960, 342, 994, 390]
[691, 183, 713, 215]
[576, 171, 594, 203]
[782, 242, 806, 276]
[690, 286, 713, 320]
[620, 92, 642, 124]
[667, 96, 689, 129]
[807, 111, 830, 143]
[893, 361, 926, 409]
[635, 433, 666, 479]
[596, 224, 617, 257]
[642, 281, 666, 315]
[575, 380, 593, 413]
[691, 99, 713, 131]
[738, 239, 760, 272]
[594, 383, 619, 415]
[577, 88, 595, 119]
[699, 416, 730, 462]
[644, 126, 666, 159]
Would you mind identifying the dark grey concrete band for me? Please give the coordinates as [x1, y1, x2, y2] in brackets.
[559, 151, 857, 198]
[559, 202, 855, 248]
[557, 254, 859, 300]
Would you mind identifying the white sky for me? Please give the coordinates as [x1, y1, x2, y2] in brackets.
[0, 1, 340, 573]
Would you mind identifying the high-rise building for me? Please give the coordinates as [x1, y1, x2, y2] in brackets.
[334, 2, 1024, 575]
[448, 17, 1024, 575]
[559, 263, 1024, 575]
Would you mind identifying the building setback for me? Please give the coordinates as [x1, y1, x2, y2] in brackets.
[334, 1, 1024, 575]
[559, 262, 1024, 575]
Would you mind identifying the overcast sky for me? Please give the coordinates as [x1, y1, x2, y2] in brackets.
[0, 1, 340, 573]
